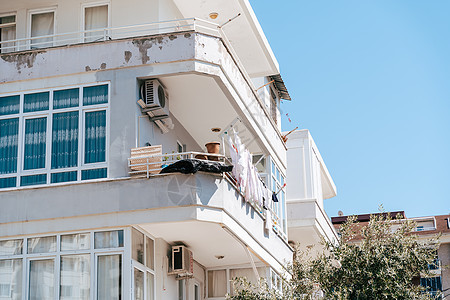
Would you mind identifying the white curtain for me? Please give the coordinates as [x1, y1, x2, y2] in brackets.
[31, 12, 54, 48]
[146, 272, 154, 300]
[134, 268, 144, 300]
[1, 18, 16, 53]
[60, 255, 90, 300]
[29, 259, 55, 300]
[208, 270, 227, 298]
[94, 230, 122, 249]
[0, 259, 22, 300]
[84, 5, 108, 42]
[61, 233, 90, 251]
[97, 255, 121, 300]
[230, 268, 264, 296]
[27, 236, 56, 254]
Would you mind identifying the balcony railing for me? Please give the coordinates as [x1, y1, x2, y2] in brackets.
[127, 150, 287, 240]
[0, 18, 219, 53]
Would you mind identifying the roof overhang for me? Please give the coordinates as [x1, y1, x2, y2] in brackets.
[172, 0, 280, 77]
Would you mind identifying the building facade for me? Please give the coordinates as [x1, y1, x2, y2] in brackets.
[0, 1, 338, 299]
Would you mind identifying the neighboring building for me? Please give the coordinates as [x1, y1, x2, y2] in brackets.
[0, 1, 338, 299]
[332, 212, 450, 298]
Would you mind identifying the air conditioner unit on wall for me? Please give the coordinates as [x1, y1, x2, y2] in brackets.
[137, 79, 174, 133]
[169, 245, 194, 278]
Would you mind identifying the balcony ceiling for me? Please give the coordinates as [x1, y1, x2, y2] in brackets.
[161, 74, 261, 153]
[172, 0, 279, 77]
[140, 221, 261, 268]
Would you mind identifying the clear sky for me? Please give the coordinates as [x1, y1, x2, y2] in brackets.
[250, 0, 450, 218]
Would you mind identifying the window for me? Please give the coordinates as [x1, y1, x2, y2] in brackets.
[84, 4, 109, 42]
[0, 229, 126, 300]
[0, 15, 16, 53]
[420, 276, 442, 296]
[271, 160, 287, 235]
[30, 10, 55, 49]
[0, 83, 109, 189]
[208, 270, 227, 298]
[131, 228, 155, 300]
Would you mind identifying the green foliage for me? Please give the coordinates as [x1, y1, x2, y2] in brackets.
[228, 211, 440, 300]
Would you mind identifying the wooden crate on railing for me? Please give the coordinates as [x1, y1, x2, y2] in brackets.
[130, 145, 162, 174]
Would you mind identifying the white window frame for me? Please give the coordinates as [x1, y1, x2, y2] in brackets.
[0, 12, 17, 53]
[81, 2, 111, 42]
[0, 82, 110, 188]
[131, 226, 156, 300]
[27, 7, 57, 49]
[270, 158, 287, 237]
[0, 228, 126, 300]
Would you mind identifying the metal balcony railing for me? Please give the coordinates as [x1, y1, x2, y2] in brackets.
[127, 150, 287, 240]
[0, 18, 219, 53]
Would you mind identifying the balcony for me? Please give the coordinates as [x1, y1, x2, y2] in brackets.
[0, 18, 286, 168]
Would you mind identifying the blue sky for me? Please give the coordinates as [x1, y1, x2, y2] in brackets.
[250, 0, 450, 218]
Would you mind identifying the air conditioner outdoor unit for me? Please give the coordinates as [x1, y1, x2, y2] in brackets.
[169, 245, 193, 277]
[138, 79, 173, 133]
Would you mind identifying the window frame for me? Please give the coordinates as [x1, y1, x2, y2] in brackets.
[81, 1, 111, 42]
[0, 228, 126, 300]
[0, 82, 110, 188]
[27, 7, 57, 49]
[0, 12, 17, 53]
[131, 226, 156, 300]
[270, 158, 287, 237]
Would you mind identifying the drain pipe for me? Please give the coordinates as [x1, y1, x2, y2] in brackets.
[222, 225, 259, 280]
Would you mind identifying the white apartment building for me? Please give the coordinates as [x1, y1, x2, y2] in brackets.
[0, 1, 338, 299]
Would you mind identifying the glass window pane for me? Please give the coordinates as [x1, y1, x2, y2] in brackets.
[0, 95, 19, 115]
[60, 255, 90, 300]
[81, 168, 107, 180]
[0, 118, 19, 174]
[31, 12, 54, 49]
[84, 6, 108, 43]
[134, 268, 144, 300]
[132, 229, 144, 264]
[51, 171, 77, 184]
[53, 88, 79, 109]
[145, 237, 154, 270]
[0, 177, 16, 188]
[0, 16, 16, 53]
[51, 112, 79, 169]
[27, 236, 56, 254]
[20, 174, 47, 187]
[61, 233, 90, 251]
[208, 270, 227, 298]
[84, 110, 106, 163]
[24, 92, 49, 112]
[29, 259, 54, 300]
[147, 272, 154, 300]
[24, 117, 47, 170]
[0, 259, 22, 299]
[94, 230, 123, 249]
[83, 85, 108, 106]
[97, 255, 121, 300]
[0, 239, 23, 255]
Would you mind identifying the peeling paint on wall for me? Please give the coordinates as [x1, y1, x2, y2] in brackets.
[132, 39, 153, 64]
[1, 51, 44, 70]
[124, 51, 132, 63]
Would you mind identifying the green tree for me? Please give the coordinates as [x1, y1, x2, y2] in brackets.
[228, 212, 440, 300]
